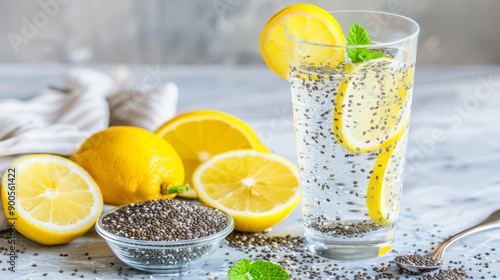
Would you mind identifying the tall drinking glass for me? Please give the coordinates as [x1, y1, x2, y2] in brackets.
[287, 11, 419, 260]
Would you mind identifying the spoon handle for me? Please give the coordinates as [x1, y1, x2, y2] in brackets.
[427, 209, 500, 260]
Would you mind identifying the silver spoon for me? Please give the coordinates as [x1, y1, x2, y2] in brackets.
[395, 209, 500, 274]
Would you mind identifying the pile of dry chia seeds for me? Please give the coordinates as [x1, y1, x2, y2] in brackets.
[416, 268, 467, 280]
[394, 254, 442, 267]
[223, 231, 498, 280]
[101, 199, 228, 241]
[100, 199, 229, 268]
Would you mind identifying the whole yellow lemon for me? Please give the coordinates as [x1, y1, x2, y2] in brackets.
[71, 127, 185, 205]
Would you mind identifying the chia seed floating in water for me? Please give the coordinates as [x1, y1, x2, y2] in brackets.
[395, 253, 442, 267]
[101, 199, 228, 241]
[290, 51, 411, 241]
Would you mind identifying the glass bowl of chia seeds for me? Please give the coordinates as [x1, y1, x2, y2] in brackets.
[95, 199, 234, 273]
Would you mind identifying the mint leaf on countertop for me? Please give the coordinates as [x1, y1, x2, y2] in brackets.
[249, 260, 290, 279]
[347, 23, 384, 64]
[228, 259, 252, 280]
[228, 259, 290, 280]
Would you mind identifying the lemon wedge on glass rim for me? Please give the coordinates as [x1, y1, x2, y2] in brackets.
[192, 150, 300, 232]
[260, 4, 345, 80]
[333, 57, 414, 153]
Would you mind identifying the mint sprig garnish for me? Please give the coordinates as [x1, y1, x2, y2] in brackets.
[228, 259, 290, 280]
[347, 23, 383, 63]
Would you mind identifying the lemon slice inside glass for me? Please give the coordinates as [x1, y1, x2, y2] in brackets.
[366, 130, 408, 225]
[334, 57, 414, 152]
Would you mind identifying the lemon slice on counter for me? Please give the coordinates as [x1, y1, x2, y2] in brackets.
[366, 130, 408, 225]
[333, 57, 414, 152]
[260, 4, 345, 80]
[192, 150, 300, 232]
[1, 155, 103, 245]
[155, 110, 269, 199]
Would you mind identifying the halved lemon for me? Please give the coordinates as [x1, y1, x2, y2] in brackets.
[1, 155, 103, 245]
[155, 110, 269, 199]
[260, 4, 345, 80]
[193, 150, 300, 232]
[366, 130, 408, 225]
[334, 57, 414, 152]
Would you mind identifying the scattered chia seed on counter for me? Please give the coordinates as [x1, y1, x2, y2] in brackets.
[416, 268, 467, 280]
[101, 199, 228, 241]
[2, 203, 497, 278]
[224, 232, 482, 280]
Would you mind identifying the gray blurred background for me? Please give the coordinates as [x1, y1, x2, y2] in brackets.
[0, 0, 498, 65]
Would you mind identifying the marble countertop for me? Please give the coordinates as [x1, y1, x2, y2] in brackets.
[1, 64, 500, 279]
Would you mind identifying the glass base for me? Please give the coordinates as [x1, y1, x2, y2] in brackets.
[127, 263, 190, 273]
[304, 225, 395, 260]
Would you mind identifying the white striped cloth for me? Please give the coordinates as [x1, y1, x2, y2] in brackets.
[0, 67, 178, 230]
